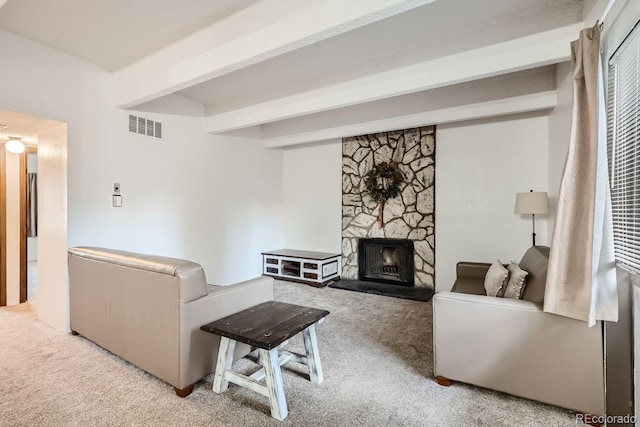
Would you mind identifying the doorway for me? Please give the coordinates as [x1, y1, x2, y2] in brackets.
[0, 110, 67, 330]
[26, 150, 37, 301]
[0, 146, 36, 306]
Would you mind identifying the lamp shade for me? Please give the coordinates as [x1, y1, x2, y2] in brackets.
[5, 137, 25, 154]
[514, 191, 549, 215]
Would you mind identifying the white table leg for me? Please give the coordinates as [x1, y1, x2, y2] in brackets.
[261, 348, 288, 420]
[212, 337, 236, 393]
[302, 324, 323, 384]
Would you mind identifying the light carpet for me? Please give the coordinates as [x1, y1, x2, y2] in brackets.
[0, 280, 580, 426]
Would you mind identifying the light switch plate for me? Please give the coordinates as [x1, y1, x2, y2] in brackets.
[112, 195, 122, 207]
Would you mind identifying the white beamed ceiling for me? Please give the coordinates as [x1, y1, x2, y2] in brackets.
[0, 0, 591, 147]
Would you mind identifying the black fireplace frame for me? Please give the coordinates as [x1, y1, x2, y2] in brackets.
[358, 238, 415, 287]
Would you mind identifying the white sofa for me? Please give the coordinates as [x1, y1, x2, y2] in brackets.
[433, 246, 605, 415]
[68, 247, 274, 397]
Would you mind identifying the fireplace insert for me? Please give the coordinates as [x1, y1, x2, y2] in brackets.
[358, 238, 414, 287]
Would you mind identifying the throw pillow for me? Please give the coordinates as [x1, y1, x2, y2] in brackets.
[503, 260, 529, 299]
[484, 260, 510, 297]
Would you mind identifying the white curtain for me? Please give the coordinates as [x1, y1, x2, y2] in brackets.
[544, 24, 618, 325]
[589, 47, 617, 326]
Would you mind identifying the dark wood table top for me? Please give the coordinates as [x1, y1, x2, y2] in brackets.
[200, 301, 330, 350]
[261, 249, 340, 260]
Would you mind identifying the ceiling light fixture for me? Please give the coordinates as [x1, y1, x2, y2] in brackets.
[5, 136, 26, 154]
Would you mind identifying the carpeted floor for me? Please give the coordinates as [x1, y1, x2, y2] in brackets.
[0, 280, 580, 426]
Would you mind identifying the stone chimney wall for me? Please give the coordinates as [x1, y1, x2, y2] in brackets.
[341, 126, 435, 288]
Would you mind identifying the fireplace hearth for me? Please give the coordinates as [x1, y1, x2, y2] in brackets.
[331, 237, 433, 301]
[358, 238, 414, 287]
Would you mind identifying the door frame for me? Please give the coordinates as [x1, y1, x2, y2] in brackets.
[21, 147, 37, 302]
[0, 146, 6, 306]
[19, 149, 26, 303]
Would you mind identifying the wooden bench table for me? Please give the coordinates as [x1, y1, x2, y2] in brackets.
[200, 301, 330, 421]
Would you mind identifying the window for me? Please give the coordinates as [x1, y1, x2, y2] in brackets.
[607, 21, 640, 274]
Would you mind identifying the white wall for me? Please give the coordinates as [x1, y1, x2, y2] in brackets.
[0, 30, 284, 330]
[435, 113, 549, 291]
[282, 141, 342, 253]
[68, 111, 284, 285]
[36, 124, 68, 330]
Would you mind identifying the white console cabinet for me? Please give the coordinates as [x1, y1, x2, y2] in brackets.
[262, 249, 341, 287]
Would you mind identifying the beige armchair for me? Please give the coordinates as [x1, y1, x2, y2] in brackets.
[68, 247, 274, 397]
[433, 246, 605, 415]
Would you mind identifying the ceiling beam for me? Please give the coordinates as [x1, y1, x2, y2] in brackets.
[114, 0, 435, 109]
[203, 23, 580, 135]
[260, 91, 557, 148]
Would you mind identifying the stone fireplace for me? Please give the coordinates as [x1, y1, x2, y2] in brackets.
[342, 126, 435, 288]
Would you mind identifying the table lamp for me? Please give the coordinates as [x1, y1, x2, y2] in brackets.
[514, 190, 549, 246]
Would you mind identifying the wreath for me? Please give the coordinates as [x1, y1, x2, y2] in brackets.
[363, 161, 404, 227]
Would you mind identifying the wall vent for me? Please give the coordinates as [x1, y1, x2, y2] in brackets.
[129, 114, 162, 139]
